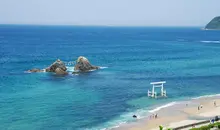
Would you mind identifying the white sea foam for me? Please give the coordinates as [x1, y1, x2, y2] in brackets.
[100, 66, 108, 69]
[66, 66, 108, 72]
[24, 71, 31, 73]
[66, 66, 75, 72]
[192, 94, 220, 99]
[201, 40, 220, 43]
[148, 102, 177, 113]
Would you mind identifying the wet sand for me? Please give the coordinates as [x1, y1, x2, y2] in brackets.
[113, 97, 220, 130]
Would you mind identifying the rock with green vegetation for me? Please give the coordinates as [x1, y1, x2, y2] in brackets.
[205, 16, 220, 30]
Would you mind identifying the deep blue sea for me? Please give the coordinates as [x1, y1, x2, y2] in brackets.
[0, 25, 220, 130]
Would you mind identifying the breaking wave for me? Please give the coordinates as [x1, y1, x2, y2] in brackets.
[200, 41, 220, 43]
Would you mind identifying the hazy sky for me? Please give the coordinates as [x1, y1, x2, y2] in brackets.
[0, 0, 219, 26]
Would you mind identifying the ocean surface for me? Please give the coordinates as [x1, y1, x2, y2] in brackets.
[0, 25, 220, 130]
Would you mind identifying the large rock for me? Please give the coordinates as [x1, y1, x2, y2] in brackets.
[74, 56, 99, 72]
[46, 59, 67, 75]
[27, 68, 44, 73]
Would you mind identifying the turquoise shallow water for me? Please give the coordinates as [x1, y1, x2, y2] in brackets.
[0, 25, 220, 130]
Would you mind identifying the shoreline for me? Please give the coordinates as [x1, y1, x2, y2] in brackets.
[110, 93, 220, 130]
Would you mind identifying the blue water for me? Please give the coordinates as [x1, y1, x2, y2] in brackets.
[1, 25, 220, 130]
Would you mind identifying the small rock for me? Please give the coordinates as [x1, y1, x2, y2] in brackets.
[27, 68, 44, 73]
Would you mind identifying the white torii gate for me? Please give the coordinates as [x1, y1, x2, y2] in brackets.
[148, 81, 167, 98]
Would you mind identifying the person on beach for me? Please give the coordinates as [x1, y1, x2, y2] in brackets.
[212, 118, 215, 124]
[214, 101, 216, 107]
[155, 114, 158, 119]
[198, 106, 200, 110]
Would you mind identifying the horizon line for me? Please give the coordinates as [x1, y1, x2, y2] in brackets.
[0, 23, 204, 28]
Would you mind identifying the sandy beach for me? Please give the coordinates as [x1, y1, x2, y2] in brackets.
[113, 96, 220, 130]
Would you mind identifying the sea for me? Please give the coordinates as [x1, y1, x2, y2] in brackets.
[0, 25, 220, 130]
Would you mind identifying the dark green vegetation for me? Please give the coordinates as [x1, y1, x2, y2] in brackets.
[205, 16, 220, 30]
[190, 122, 220, 130]
[159, 125, 172, 130]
